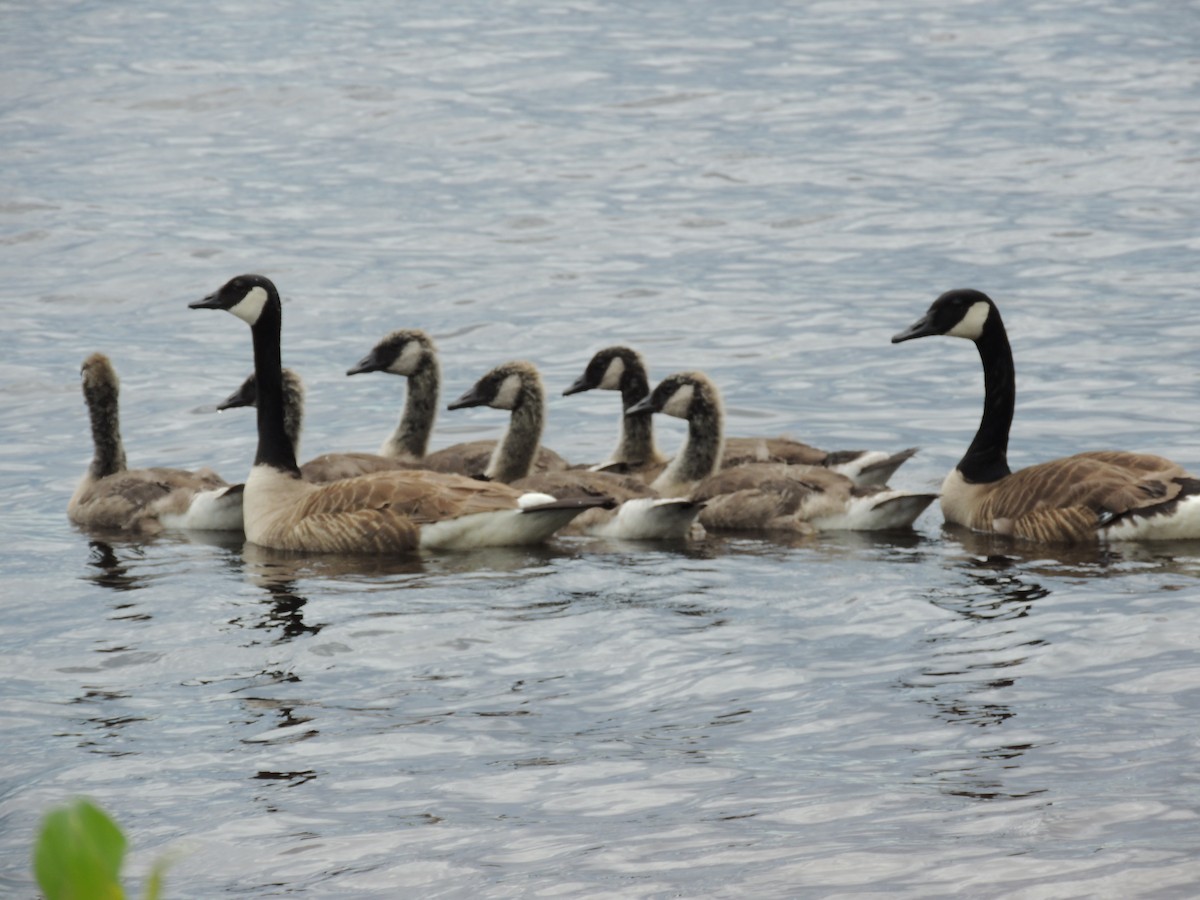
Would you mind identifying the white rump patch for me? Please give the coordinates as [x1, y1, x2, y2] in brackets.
[660, 383, 695, 419]
[946, 300, 990, 341]
[516, 492, 558, 508]
[389, 340, 424, 376]
[492, 373, 524, 410]
[230, 285, 269, 325]
[598, 357, 626, 390]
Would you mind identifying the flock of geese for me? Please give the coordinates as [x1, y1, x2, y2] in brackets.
[68, 276, 1200, 553]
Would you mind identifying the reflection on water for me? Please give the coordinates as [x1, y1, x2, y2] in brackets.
[900, 543, 1057, 801]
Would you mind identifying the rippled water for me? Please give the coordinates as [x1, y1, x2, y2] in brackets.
[4, 0, 1200, 896]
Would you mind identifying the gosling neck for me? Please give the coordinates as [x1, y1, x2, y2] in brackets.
[382, 358, 438, 461]
[654, 399, 724, 494]
[485, 382, 544, 483]
[87, 380, 127, 480]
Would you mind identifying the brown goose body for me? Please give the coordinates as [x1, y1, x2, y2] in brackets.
[565, 345, 914, 486]
[68, 353, 232, 533]
[242, 465, 583, 553]
[894, 289, 1200, 544]
[627, 371, 935, 533]
[191, 275, 607, 554]
[692, 462, 936, 534]
[348, 330, 568, 479]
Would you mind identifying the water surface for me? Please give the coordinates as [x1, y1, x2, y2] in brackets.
[3, 1, 1200, 896]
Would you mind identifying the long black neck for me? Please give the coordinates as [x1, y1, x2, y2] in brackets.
[251, 298, 301, 476]
[958, 312, 1014, 483]
[389, 359, 438, 459]
[617, 367, 658, 463]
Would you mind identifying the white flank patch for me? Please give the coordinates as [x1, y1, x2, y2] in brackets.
[420, 505, 583, 549]
[230, 285, 269, 325]
[591, 498, 700, 540]
[389, 339, 424, 376]
[598, 356, 626, 390]
[946, 300, 991, 341]
[161, 487, 245, 531]
[492, 373, 524, 410]
[516, 492, 558, 508]
[660, 383, 695, 420]
[1103, 494, 1200, 542]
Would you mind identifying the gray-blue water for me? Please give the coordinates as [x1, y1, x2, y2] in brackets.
[4, 1, 1200, 896]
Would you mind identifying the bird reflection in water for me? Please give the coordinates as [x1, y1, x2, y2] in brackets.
[899, 531, 1066, 802]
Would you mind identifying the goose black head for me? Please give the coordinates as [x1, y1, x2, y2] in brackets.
[563, 346, 645, 396]
[190, 274, 278, 326]
[448, 361, 541, 411]
[625, 372, 715, 421]
[347, 329, 436, 377]
[892, 289, 997, 344]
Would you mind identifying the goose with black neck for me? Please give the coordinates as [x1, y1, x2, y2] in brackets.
[189, 274, 611, 553]
[893, 288, 1200, 543]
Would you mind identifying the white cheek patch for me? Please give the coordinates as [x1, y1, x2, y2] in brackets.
[661, 383, 695, 419]
[946, 301, 990, 340]
[230, 285, 269, 325]
[388, 340, 423, 376]
[598, 357, 626, 391]
[492, 373, 524, 410]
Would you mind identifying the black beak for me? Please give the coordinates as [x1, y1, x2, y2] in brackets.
[624, 395, 656, 416]
[217, 382, 256, 411]
[447, 384, 488, 411]
[891, 313, 938, 344]
[189, 291, 223, 310]
[346, 350, 384, 376]
[562, 373, 595, 396]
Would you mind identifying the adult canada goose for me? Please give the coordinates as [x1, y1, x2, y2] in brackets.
[68, 352, 241, 532]
[189, 275, 611, 553]
[627, 371, 937, 533]
[346, 329, 569, 476]
[892, 288, 1200, 543]
[565, 346, 915, 486]
[444, 360, 576, 484]
[218, 369, 423, 483]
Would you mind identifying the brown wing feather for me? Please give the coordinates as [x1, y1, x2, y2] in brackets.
[300, 452, 423, 483]
[691, 463, 854, 532]
[69, 467, 228, 531]
[721, 437, 829, 468]
[512, 470, 654, 504]
[977, 452, 1191, 543]
[257, 469, 530, 553]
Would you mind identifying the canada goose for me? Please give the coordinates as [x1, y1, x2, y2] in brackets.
[563, 346, 669, 472]
[346, 329, 569, 476]
[509, 469, 703, 540]
[444, 360, 577, 484]
[189, 275, 611, 553]
[565, 346, 915, 486]
[627, 371, 937, 533]
[218, 370, 423, 483]
[68, 352, 241, 532]
[892, 288, 1200, 543]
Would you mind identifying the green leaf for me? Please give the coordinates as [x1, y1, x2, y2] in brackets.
[33, 798, 127, 900]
